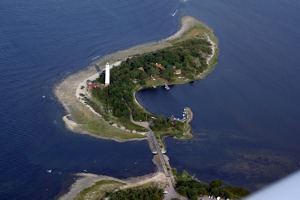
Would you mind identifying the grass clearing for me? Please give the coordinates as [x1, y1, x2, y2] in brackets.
[70, 104, 146, 140]
[74, 180, 124, 200]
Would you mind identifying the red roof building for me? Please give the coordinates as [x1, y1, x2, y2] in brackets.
[86, 80, 98, 89]
[155, 63, 165, 70]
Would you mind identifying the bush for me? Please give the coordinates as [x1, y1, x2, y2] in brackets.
[140, 79, 146, 85]
[107, 187, 164, 200]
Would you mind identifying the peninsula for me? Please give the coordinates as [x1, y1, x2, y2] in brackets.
[54, 16, 218, 142]
[54, 16, 251, 200]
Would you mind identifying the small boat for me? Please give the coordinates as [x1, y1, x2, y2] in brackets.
[164, 83, 170, 90]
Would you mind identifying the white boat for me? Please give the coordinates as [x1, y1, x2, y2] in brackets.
[164, 83, 170, 90]
[171, 10, 178, 17]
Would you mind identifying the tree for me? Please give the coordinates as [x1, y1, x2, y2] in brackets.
[187, 188, 198, 199]
[139, 71, 148, 80]
[140, 79, 146, 85]
[177, 186, 187, 196]
[209, 180, 223, 188]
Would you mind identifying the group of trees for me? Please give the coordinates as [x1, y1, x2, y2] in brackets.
[105, 187, 164, 200]
[176, 179, 231, 200]
[150, 114, 184, 132]
[173, 169, 250, 200]
[93, 38, 212, 131]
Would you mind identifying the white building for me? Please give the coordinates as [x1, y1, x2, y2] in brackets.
[105, 62, 110, 87]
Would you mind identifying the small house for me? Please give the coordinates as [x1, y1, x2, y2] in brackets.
[155, 63, 165, 70]
[86, 80, 98, 89]
[174, 69, 182, 75]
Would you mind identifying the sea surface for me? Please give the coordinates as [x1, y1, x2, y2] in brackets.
[0, 0, 299, 199]
[138, 0, 300, 190]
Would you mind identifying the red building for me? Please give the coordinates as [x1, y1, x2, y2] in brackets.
[86, 80, 98, 89]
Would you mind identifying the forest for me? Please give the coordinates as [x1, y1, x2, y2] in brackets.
[173, 169, 250, 200]
[92, 38, 212, 133]
[104, 187, 164, 200]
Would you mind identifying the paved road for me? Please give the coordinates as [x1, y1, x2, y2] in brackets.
[129, 117, 185, 199]
[148, 129, 184, 200]
[148, 130, 169, 176]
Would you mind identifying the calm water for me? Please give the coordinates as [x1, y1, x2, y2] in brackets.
[0, 0, 179, 199]
[138, 0, 300, 190]
[0, 0, 299, 199]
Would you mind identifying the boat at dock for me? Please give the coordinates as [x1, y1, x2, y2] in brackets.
[164, 83, 170, 90]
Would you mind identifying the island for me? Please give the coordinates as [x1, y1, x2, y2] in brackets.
[55, 16, 250, 200]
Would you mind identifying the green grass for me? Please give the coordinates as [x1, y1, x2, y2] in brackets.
[70, 104, 146, 140]
[74, 180, 124, 200]
[125, 181, 158, 190]
[155, 123, 192, 139]
[83, 96, 147, 132]
[223, 186, 251, 199]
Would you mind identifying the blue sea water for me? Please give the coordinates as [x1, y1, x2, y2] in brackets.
[0, 0, 179, 199]
[0, 0, 299, 199]
[138, 0, 300, 190]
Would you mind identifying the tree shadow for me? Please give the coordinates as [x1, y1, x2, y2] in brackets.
[95, 64, 102, 76]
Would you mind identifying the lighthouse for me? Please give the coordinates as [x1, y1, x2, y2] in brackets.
[105, 62, 110, 87]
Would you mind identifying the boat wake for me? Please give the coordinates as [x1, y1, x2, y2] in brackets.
[171, 10, 178, 17]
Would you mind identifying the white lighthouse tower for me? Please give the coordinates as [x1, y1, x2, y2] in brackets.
[105, 62, 110, 87]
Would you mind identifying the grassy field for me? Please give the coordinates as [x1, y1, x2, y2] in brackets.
[69, 103, 146, 141]
[73, 180, 124, 200]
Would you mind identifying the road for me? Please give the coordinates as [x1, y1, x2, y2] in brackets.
[148, 130, 184, 199]
[129, 116, 185, 199]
